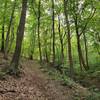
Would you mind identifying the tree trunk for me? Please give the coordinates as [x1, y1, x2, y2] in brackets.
[7, 20, 15, 53]
[9, 0, 28, 75]
[63, 0, 74, 78]
[74, 16, 87, 71]
[52, 0, 55, 65]
[44, 29, 49, 62]
[37, 0, 42, 62]
[4, 0, 16, 59]
[58, 15, 64, 64]
[83, 32, 89, 69]
[1, 24, 5, 53]
[1, 1, 7, 53]
[29, 27, 36, 60]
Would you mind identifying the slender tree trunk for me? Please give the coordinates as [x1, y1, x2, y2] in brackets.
[4, 0, 16, 59]
[83, 32, 89, 69]
[1, 1, 7, 53]
[76, 33, 83, 71]
[58, 15, 64, 64]
[1, 24, 5, 53]
[49, 29, 52, 62]
[37, 0, 42, 62]
[7, 23, 15, 53]
[29, 27, 36, 60]
[63, 0, 74, 78]
[74, 16, 87, 71]
[9, 0, 28, 74]
[52, 0, 55, 65]
[44, 29, 49, 62]
[29, 51, 33, 60]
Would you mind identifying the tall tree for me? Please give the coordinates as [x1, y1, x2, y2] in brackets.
[4, 0, 16, 59]
[37, 0, 42, 62]
[1, 0, 7, 53]
[72, 0, 96, 70]
[63, 0, 74, 77]
[52, 0, 55, 65]
[8, 0, 28, 74]
[74, 15, 87, 70]
[58, 15, 64, 65]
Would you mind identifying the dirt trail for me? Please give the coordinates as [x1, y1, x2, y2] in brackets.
[0, 54, 90, 100]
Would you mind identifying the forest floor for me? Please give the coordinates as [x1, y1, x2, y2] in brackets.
[0, 53, 99, 100]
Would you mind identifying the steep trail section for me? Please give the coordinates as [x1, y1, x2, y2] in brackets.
[0, 54, 90, 100]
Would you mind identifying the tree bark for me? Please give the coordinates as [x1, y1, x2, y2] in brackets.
[7, 20, 15, 53]
[37, 0, 42, 62]
[58, 15, 64, 64]
[1, 23, 5, 53]
[83, 32, 89, 69]
[52, 0, 55, 65]
[4, 0, 16, 59]
[9, 0, 28, 74]
[44, 29, 49, 62]
[74, 16, 87, 71]
[1, 0, 7, 53]
[63, 0, 74, 78]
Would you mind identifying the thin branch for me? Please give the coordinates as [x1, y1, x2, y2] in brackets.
[79, 8, 96, 37]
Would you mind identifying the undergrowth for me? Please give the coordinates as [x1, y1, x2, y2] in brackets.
[40, 62, 100, 100]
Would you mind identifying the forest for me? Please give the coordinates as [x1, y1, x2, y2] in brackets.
[0, 0, 100, 100]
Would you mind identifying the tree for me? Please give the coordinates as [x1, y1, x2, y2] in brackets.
[8, 0, 28, 74]
[63, 0, 74, 77]
[1, 0, 7, 53]
[37, 0, 42, 62]
[4, 0, 16, 59]
[52, 0, 55, 65]
[58, 15, 64, 65]
[71, 0, 96, 70]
